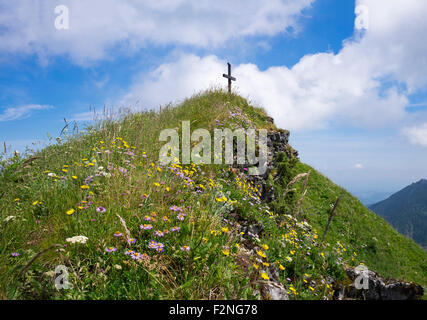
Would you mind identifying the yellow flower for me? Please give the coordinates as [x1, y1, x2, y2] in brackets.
[72, 176, 77, 180]
[66, 209, 75, 215]
[260, 272, 269, 280]
[221, 227, 229, 233]
[253, 264, 259, 270]
[290, 250, 295, 255]
[165, 187, 170, 192]
[62, 169, 68, 173]
[80, 185, 89, 189]
[262, 262, 270, 267]
[32, 200, 39, 206]
[309, 286, 315, 291]
[262, 244, 269, 250]
[279, 264, 285, 271]
[216, 198, 223, 202]
[320, 252, 325, 258]
[14, 198, 20, 202]
[222, 249, 230, 256]
[154, 182, 160, 187]
[256, 250, 267, 258]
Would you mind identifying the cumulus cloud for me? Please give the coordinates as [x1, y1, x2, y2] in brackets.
[119, 0, 427, 131]
[402, 124, 427, 148]
[0, 104, 53, 122]
[0, 0, 313, 64]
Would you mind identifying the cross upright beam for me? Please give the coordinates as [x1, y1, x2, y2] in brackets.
[223, 62, 236, 94]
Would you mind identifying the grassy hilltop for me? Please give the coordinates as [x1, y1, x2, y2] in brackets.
[0, 90, 426, 299]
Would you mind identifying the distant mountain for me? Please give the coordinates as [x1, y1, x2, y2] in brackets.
[370, 179, 427, 248]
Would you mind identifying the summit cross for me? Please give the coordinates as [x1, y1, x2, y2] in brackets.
[223, 62, 236, 94]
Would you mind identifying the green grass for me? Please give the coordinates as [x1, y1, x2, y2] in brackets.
[0, 89, 425, 300]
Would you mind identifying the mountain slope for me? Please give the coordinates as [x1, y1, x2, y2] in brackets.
[0, 90, 426, 300]
[370, 179, 427, 249]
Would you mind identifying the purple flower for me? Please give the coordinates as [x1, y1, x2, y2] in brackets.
[169, 205, 182, 212]
[114, 231, 123, 237]
[140, 224, 153, 230]
[176, 213, 186, 221]
[148, 240, 165, 252]
[105, 246, 117, 253]
[170, 226, 180, 232]
[128, 238, 136, 244]
[11, 252, 20, 257]
[154, 230, 164, 237]
[180, 246, 190, 252]
[96, 206, 106, 213]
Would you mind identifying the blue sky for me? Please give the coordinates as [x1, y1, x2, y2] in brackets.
[1, 0, 427, 204]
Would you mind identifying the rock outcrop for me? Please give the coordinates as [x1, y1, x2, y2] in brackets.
[333, 267, 424, 300]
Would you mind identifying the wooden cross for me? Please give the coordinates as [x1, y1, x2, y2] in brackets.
[223, 62, 236, 94]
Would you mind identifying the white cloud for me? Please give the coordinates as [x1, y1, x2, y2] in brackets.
[402, 124, 427, 148]
[0, 104, 53, 122]
[119, 0, 427, 131]
[0, 0, 313, 64]
[354, 163, 364, 169]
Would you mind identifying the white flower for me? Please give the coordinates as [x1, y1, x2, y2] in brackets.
[48, 172, 56, 177]
[4, 216, 16, 222]
[66, 235, 88, 244]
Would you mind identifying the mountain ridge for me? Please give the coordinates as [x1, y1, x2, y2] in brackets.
[370, 178, 427, 249]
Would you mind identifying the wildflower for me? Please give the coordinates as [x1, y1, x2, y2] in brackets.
[80, 185, 90, 189]
[221, 227, 229, 233]
[32, 200, 40, 206]
[154, 230, 164, 237]
[262, 262, 270, 267]
[125, 250, 135, 255]
[114, 231, 123, 237]
[176, 213, 186, 221]
[140, 224, 153, 230]
[256, 250, 267, 258]
[253, 264, 259, 270]
[309, 286, 315, 291]
[262, 244, 269, 250]
[279, 264, 286, 271]
[105, 246, 117, 253]
[170, 226, 180, 232]
[62, 169, 68, 173]
[11, 252, 20, 257]
[290, 250, 295, 255]
[285, 256, 292, 262]
[320, 252, 325, 258]
[180, 245, 190, 252]
[162, 216, 170, 222]
[66, 209, 75, 215]
[72, 176, 77, 180]
[66, 235, 88, 244]
[222, 249, 230, 256]
[261, 272, 269, 280]
[128, 238, 136, 244]
[96, 206, 106, 213]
